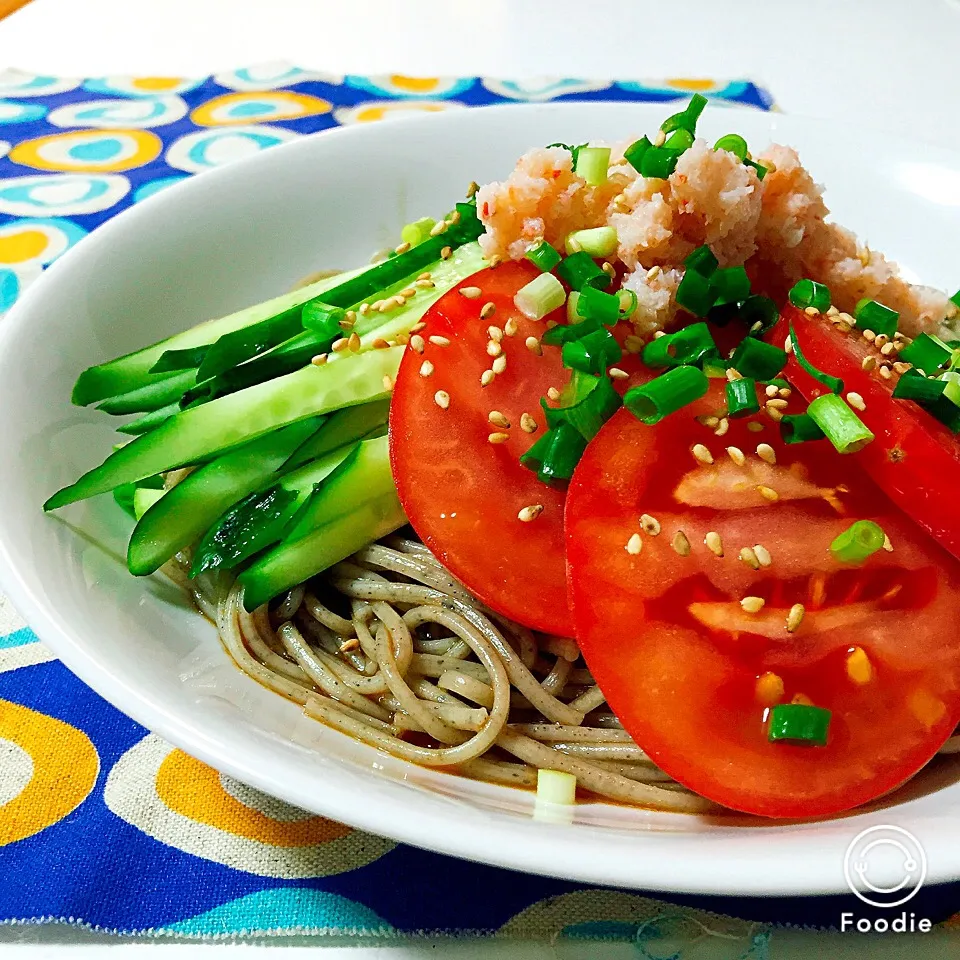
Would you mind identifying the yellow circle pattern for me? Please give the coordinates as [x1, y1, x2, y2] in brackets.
[8, 129, 163, 173]
[190, 92, 331, 127]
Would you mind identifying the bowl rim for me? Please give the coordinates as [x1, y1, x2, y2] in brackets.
[2, 100, 959, 897]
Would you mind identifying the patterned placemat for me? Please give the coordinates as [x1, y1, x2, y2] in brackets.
[1, 64, 958, 956]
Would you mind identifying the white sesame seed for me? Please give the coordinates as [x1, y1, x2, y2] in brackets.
[624, 335, 645, 354]
[339, 637, 360, 652]
[846, 392, 866, 412]
[652, 330, 667, 339]
[492, 355, 507, 375]
[429, 221, 447, 237]
[441, 246, 452, 260]
[786, 603, 805, 633]
[784, 336, 793, 355]
[804, 305, 820, 316]
[338, 317, 355, 330]
[487, 340, 502, 357]
[893, 361, 912, 375]
[518, 504, 544, 523]
[418, 272, 433, 281]
[448, 210, 461, 225]
[434, 390, 450, 409]
[756, 443, 777, 465]
[836, 322, 853, 334]
[520, 413, 538, 434]
[766, 406, 784, 422]
[874, 334, 890, 348]
[747, 422, 765, 433]
[765, 383, 779, 398]
[640, 514, 661, 536]
[525, 336, 543, 356]
[778, 387, 792, 399]
[504, 318, 519, 337]
[883, 533, 894, 553]
[419, 360, 434, 377]
[372, 337, 391, 350]
[714, 418, 729, 437]
[646, 265, 662, 280]
[726, 368, 744, 382]
[692, 443, 714, 465]
[862, 328, 876, 342]
[429, 335, 451, 347]
[311, 353, 328, 366]
[415, 279, 435, 289]
[395, 241, 411, 254]
[332, 337, 349, 353]
[697, 415, 720, 429]
[827, 305, 840, 317]
[862, 356, 877, 372]
[741, 596, 765, 614]
[626, 533, 643, 555]
[410, 334, 425, 353]
[753, 544, 772, 567]
[466, 181, 479, 198]
[480, 370, 495, 387]
[672, 530, 691, 556]
[727, 446, 746, 466]
[410, 321, 426, 333]
[704, 531, 724, 557]
[488, 411, 510, 428]
[601, 262, 616, 277]
[879, 364, 893, 379]
[739, 547, 761, 570]
[348, 333, 362, 352]
[382, 374, 393, 392]
[488, 432, 509, 444]
[653, 129, 666, 147]
[359, 303, 371, 315]
[609, 367, 629, 380]
[757, 485, 779, 502]
[547, 387, 561, 402]
[460, 286, 482, 299]
[488, 325, 503, 342]
[766, 398, 788, 410]
[480, 302, 497, 320]
[399, 289, 416, 299]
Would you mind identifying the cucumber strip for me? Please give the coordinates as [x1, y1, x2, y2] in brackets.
[182, 241, 487, 409]
[150, 345, 210, 374]
[239, 437, 404, 610]
[133, 486, 165, 520]
[116, 402, 180, 435]
[72, 266, 366, 407]
[285, 397, 390, 470]
[45, 345, 402, 510]
[126, 417, 323, 575]
[96, 369, 197, 415]
[190, 443, 356, 576]
[113, 474, 164, 518]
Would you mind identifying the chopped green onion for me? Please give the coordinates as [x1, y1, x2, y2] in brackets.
[575, 146, 611, 186]
[780, 413, 826, 444]
[562, 328, 622, 376]
[709, 265, 750, 306]
[788, 279, 831, 312]
[545, 372, 622, 441]
[541, 314, 600, 347]
[741, 295, 780, 337]
[520, 421, 587, 483]
[768, 703, 831, 747]
[576, 285, 621, 325]
[676, 267, 714, 317]
[789, 324, 844, 394]
[807, 393, 874, 454]
[526, 239, 562, 272]
[536, 768, 577, 805]
[929, 394, 960, 432]
[624, 366, 709, 425]
[301, 300, 346, 335]
[642, 322, 717, 368]
[623, 136, 652, 174]
[400, 217, 436, 247]
[725, 377, 759, 418]
[685, 244, 718, 277]
[664, 129, 694, 152]
[941, 371, 960, 407]
[892, 370, 946, 404]
[566, 290, 581, 324]
[744, 158, 768, 180]
[898, 332, 953, 375]
[641, 146, 680, 179]
[514, 272, 566, 320]
[618, 288, 638, 318]
[660, 93, 708, 135]
[703, 355, 729, 378]
[731, 337, 788, 380]
[854, 298, 898, 337]
[565, 226, 618, 258]
[952, 289, 960, 310]
[713, 134, 748, 160]
[830, 520, 886, 564]
[547, 141, 588, 165]
[765, 377, 790, 390]
[555, 251, 611, 292]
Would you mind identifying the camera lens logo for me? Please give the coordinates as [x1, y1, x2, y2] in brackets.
[844, 825, 927, 908]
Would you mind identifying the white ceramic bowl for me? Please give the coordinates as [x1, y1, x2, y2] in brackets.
[2, 103, 960, 896]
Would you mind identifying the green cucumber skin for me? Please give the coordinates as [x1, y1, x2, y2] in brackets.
[72, 267, 366, 407]
[126, 417, 323, 576]
[285, 397, 390, 470]
[96, 369, 197, 415]
[239, 434, 403, 610]
[45, 345, 402, 510]
[116, 402, 181, 435]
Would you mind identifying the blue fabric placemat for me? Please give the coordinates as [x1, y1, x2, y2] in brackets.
[1, 64, 958, 956]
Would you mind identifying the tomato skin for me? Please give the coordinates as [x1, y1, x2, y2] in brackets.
[390, 262, 576, 636]
[566, 383, 960, 818]
[774, 306, 960, 561]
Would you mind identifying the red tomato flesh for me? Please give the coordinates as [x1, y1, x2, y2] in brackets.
[566, 382, 960, 818]
[774, 305, 960, 561]
[390, 262, 575, 636]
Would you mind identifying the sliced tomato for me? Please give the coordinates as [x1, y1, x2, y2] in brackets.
[390, 262, 575, 635]
[773, 305, 960, 560]
[566, 381, 960, 817]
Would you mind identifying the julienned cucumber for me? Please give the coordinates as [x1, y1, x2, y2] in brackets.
[239, 435, 404, 610]
[96, 369, 197, 416]
[285, 397, 389, 470]
[71, 266, 367, 407]
[45, 345, 402, 510]
[126, 417, 324, 575]
[117, 402, 180, 435]
[190, 442, 357, 576]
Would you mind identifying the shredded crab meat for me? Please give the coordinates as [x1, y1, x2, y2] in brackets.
[477, 138, 957, 340]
